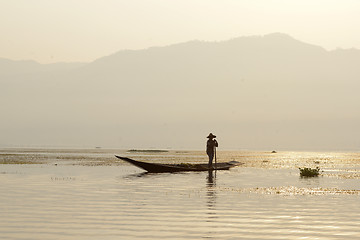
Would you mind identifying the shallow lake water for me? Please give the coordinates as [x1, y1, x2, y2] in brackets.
[1, 149, 360, 239]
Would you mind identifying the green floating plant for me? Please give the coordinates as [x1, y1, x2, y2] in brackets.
[299, 167, 321, 177]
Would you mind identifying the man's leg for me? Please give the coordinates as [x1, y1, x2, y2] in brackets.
[208, 153, 214, 168]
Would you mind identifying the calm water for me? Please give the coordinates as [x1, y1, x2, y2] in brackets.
[1, 149, 360, 239]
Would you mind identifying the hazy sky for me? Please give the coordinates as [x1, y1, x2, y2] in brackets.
[1, 0, 360, 63]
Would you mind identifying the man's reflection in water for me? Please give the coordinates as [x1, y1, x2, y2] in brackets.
[205, 170, 218, 238]
[206, 170, 216, 209]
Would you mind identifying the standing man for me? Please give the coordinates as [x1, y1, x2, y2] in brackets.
[206, 133, 218, 168]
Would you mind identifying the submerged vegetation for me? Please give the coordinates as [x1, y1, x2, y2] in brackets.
[0, 159, 42, 164]
[0, 154, 44, 164]
[299, 167, 321, 177]
[128, 149, 169, 153]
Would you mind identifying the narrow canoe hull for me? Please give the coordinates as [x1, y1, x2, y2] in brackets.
[115, 156, 241, 173]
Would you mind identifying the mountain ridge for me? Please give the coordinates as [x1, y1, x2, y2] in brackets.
[1, 33, 360, 150]
[2, 33, 360, 73]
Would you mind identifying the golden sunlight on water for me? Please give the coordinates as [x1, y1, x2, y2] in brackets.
[1, 149, 360, 239]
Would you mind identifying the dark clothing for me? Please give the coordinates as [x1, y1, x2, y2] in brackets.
[206, 139, 218, 154]
[206, 139, 218, 167]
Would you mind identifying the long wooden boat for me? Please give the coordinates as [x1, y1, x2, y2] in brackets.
[115, 155, 242, 173]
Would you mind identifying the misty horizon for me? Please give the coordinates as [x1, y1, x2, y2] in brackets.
[1, 33, 360, 151]
[2, 33, 360, 66]
[2, 1, 360, 64]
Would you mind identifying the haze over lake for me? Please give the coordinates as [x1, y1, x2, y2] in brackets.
[2, 2, 360, 240]
[1, 33, 360, 150]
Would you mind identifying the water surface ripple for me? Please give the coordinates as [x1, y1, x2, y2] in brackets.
[1, 149, 360, 239]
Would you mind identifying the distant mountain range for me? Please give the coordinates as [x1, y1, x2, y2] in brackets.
[1, 33, 360, 150]
[0, 58, 85, 76]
